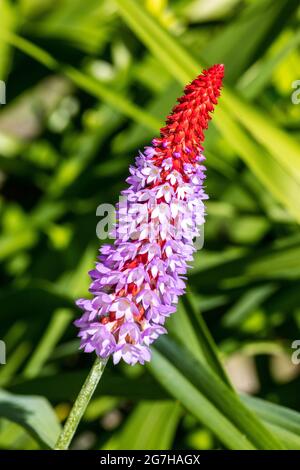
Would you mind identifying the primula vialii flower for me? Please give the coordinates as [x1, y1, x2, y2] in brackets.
[75, 64, 224, 365]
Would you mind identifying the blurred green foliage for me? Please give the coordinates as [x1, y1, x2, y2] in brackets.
[0, 0, 300, 450]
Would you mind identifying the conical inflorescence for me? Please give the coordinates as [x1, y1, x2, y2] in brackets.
[75, 64, 224, 365]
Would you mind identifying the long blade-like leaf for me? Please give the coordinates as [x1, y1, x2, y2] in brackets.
[153, 337, 285, 450]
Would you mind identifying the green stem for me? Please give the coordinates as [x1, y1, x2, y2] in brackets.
[55, 356, 108, 450]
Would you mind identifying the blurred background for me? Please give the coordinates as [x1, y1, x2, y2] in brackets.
[0, 0, 300, 450]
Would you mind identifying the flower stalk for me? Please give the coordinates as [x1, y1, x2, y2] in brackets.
[56, 65, 224, 449]
[54, 357, 108, 450]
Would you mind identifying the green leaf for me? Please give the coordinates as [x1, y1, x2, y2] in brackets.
[242, 395, 300, 450]
[169, 296, 231, 387]
[115, 0, 198, 84]
[241, 394, 300, 436]
[0, 229, 37, 261]
[0, 0, 16, 80]
[26, 0, 111, 54]
[264, 424, 300, 450]
[63, 65, 160, 131]
[238, 30, 300, 99]
[103, 401, 181, 450]
[222, 284, 277, 327]
[152, 337, 285, 450]
[22, 309, 73, 379]
[149, 348, 255, 450]
[222, 89, 300, 185]
[190, 238, 300, 291]
[0, 30, 160, 133]
[202, 0, 299, 82]
[0, 389, 61, 448]
[209, 106, 300, 223]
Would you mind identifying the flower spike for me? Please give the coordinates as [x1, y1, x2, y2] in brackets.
[75, 64, 224, 365]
